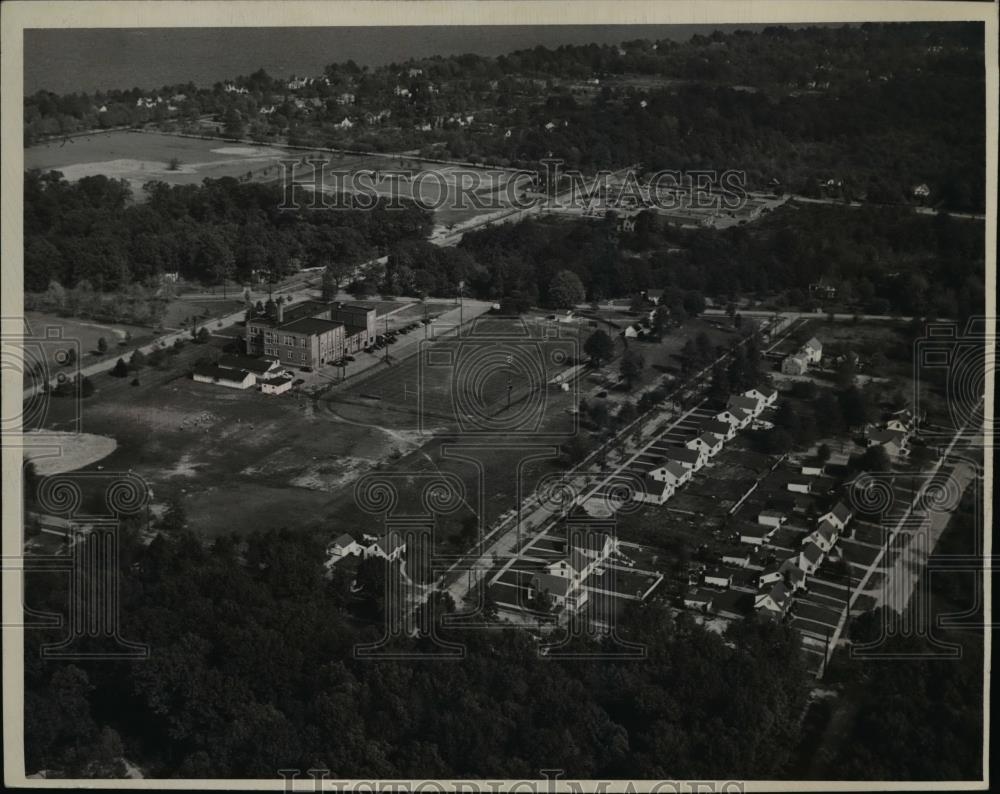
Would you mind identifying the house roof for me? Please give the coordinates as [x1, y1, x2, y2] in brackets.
[193, 363, 251, 382]
[759, 509, 785, 520]
[701, 419, 733, 436]
[801, 542, 824, 564]
[741, 524, 772, 539]
[377, 533, 406, 554]
[576, 532, 614, 557]
[685, 587, 716, 605]
[829, 501, 852, 524]
[751, 385, 777, 398]
[332, 533, 356, 548]
[804, 337, 823, 352]
[728, 395, 759, 411]
[218, 353, 278, 374]
[262, 376, 293, 387]
[568, 548, 591, 574]
[532, 572, 571, 597]
[664, 461, 689, 480]
[667, 447, 701, 464]
[785, 353, 808, 367]
[698, 432, 721, 447]
[869, 428, 906, 445]
[764, 581, 790, 606]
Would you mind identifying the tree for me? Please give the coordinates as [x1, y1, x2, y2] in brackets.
[859, 445, 891, 473]
[159, 495, 187, 533]
[196, 327, 211, 344]
[817, 443, 832, 463]
[129, 350, 147, 371]
[583, 330, 614, 368]
[548, 270, 586, 309]
[683, 290, 706, 317]
[620, 349, 645, 389]
[80, 376, 95, 398]
[97, 337, 108, 354]
[111, 358, 129, 378]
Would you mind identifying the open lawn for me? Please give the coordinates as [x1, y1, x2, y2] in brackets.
[24, 311, 154, 361]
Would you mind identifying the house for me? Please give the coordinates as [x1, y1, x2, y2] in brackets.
[394, 85, 411, 97]
[192, 363, 255, 390]
[780, 559, 808, 591]
[809, 280, 838, 300]
[728, 394, 764, 418]
[366, 532, 406, 561]
[758, 509, 787, 528]
[635, 473, 675, 506]
[529, 572, 583, 610]
[644, 288, 665, 305]
[701, 418, 736, 442]
[721, 548, 752, 567]
[798, 541, 825, 574]
[801, 459, 825, 477]
[786, 477, 812, 495]
[755, 582, 791, 615]
[803, 337, 823, 364]
[287, 76, 312, 90]
[665, 446, 707, 473]
[325, 533, 363, 566]
[649, 460, 692, 488]
[334, 117, 354, 129]
[867, 428, 907, 456]
[259, 375, 293, 395]
[818, 501, 852, 532]
[623, 325, 640, 339]
[740, 524, 775, 546]
[703, 568, 733, 589]
[716, 407, 752, 430]
[781, 353, 809, 376]
[805, 519, 840, 553]
[912, 183, 931, 198]
[684, 587, 716, 612]
[218, 354, 280, 378]
[743, 385, 778, 408]
[687, 432, 723, 458]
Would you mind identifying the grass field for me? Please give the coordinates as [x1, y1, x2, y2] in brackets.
[24, 311, 154, 360]
[25, 131, 294, 193]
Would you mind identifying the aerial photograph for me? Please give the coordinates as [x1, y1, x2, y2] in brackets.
[4, 2, 992, 789]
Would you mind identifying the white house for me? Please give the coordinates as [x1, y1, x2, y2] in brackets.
[801, 461, 825, 477]
[803, 337, 823, 364]
[758, 510, 787, 528]
[647, 460, 692, 488]
[867, 428, 907, 456]
[758, 567, 784, 588]
[366, 533, 406, 561]
[722, 548, 752, 567]
[334, 117, 355, 129]
[529, 572, 584, 610]
[635, 473, 675, 506]
[786, 477, 812, 495]
[781, 354, 809, 376]
[684, 588, 715, 612]
[704, 568, 733, 589]
[743, 385, 778, 408]
[805, 519, 839, 553]
[623, 324, 640, 339]
[740, 524, 775, 546]
[325, 533, 363, 569]
[259, 376, 293, 395]
[798, 541, 825, 574]
[702, 418, 737, 442]
[687, 432, 723, 458]
[193, 363, 255, 390]
[665, 446, 706, 472]
[818, 501, 852, 532]
[755, 582, 791, 615]
[729, 394, 764, 418]
[716, 407, 752, 430]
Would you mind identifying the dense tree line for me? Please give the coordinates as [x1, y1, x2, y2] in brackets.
[24, 524, 812, 779]
[23, 171, 432, 293]
[25, 24, 985, 211]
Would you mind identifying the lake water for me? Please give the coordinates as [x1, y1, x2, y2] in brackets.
[25, 25, 769, 95]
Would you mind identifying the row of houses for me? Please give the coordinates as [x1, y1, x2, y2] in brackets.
[635, 386, 778, 507]
[781, 336, 823, 376]
[865, 407, 922, 457]
[324, 531, 407, 572]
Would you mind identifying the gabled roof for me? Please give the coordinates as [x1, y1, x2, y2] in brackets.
[829, 501, 852, 524]
[664, 461, 689, 480]
[801, 542, 824, 565]
[377, 533, 406, 554]
[701, 419, 733, 436]
[728, 394, 759, 412]
[532, 572, 571, 597]
[749, 384, 777, 398]
[666, 447, 702, 464]
[804, 337, 823, 352]
[814, 520, 839, 544]
[869, 428, 905, 445]
[763, 581, 790, 606]
[576, 532, 614, 557]
[698, 432, 722, 447]
[759, 509, 785, 520]
[332, 533, 356, 548]
[741, 523, 773, 539]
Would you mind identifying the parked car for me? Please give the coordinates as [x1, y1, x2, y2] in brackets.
[345, 355, 355, 362]
[300, 366, 313, 373]
[293, 378, 305, 386]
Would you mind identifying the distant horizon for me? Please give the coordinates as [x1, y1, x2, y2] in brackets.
[25, 23, 828, 95]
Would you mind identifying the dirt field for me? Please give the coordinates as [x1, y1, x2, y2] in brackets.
[22, 430, 117, 475]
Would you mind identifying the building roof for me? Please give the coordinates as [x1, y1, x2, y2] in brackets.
[804, 337, 823, 352]
[685, 587, 716, 606]
[741, 523, 773, 539]
[663, 461, 689, 480]
[667, 447, 702, 464]
[828, 501, 852, 524]
[815, 520, 839, 543]
[763, 581, 790, 607]
[218, 353, 278, 374]
[728, 394, 759, 412]
[279, 317, 345, 336]
[801, 542, 824, 565]
[576, 532, 614, 557]
[759, 509, 785, 520]
[869, 428, 906, 445]
[532, 572, 571, 598]
[701, 419, 733, 436]
[262, 376, 293, 387]
[377, 533, 406, 555]
[332, 533, 356, 548]
[193, 363, 251, 382]
[749, 385, 777, 398]
[698, 432, 722, 447]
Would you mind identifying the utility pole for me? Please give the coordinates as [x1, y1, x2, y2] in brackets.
[384, 315, 389, 364]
